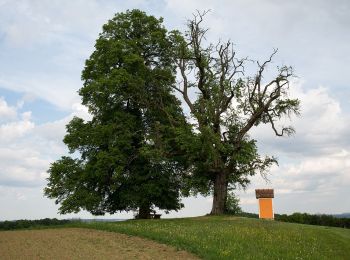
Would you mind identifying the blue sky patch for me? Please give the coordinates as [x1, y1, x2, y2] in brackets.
[0, 87, 69, 124]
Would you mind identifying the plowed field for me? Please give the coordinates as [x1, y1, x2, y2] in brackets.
[0, 228, 198, 259]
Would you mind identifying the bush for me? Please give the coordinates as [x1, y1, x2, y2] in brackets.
[225, 193, 242, 215]
[236, 212, 259, 218]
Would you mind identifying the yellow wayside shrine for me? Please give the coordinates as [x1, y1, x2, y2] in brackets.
[255, 189, 274, 219]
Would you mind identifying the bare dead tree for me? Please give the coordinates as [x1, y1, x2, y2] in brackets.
[171, 10, 300, 214]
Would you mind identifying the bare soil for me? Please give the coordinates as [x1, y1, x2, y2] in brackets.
[0, 228, 199, 259]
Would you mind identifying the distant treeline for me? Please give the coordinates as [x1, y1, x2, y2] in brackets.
[236, 212, 350, 229]
[275, 213, 350, 229]
[0, 218, 72, 230]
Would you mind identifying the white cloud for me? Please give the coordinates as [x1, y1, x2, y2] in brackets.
[268, 152, 350, 195]
[0, 0, 117, 47]
[0, 108, 34, 142]
[0, 76, 82, 111]
[0, 120, 34, 141]
[0, 145, 51, 187]
[0, 96, 91, 188]
[0, 1, 115, 110]
[292, 86, 347, 144]
[240, 198, 256, 205]
[0, 97, 17, 122]
[236, 82, 350, 214]
[251, 82, 350, 157]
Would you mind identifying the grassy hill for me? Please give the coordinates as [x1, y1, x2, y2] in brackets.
[1, 216, 349, 259]
[77, 216, 350, 259]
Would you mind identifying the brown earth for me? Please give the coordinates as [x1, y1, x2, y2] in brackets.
[0, 228, 199, 260]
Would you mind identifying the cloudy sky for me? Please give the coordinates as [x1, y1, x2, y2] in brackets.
[0, 0, 349, 220]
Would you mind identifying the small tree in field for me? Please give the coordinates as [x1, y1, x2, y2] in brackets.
[45, 10, 191, 218]
[171, 11, 300, 214]
[225, 193, 242, 215]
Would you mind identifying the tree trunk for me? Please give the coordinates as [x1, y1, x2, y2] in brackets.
[138, 204, 151, 219]
[210, 172, 228, 215]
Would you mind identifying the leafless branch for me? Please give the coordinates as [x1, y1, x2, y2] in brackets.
[234, 49, 296, 146]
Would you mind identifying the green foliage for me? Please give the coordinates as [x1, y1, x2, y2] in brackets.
[78, 216, 350, 259]
[0, 218, 72, 231]
[45, 9, 193, 217]
[236, 212, 259, 219]
[276, 212, 350, 229]
[224, 193, 242, 215]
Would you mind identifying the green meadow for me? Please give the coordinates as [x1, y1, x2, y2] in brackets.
[76, 216, 350, 259]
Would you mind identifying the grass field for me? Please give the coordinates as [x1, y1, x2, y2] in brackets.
[76, 216, 350, 259]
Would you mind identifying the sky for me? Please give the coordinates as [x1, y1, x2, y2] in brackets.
[0, 0, 349, 220]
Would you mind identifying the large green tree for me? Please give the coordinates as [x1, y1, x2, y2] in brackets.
[45, 10, 190, 218]
[170, 11, 300, 215]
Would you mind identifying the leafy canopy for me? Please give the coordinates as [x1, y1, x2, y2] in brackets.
[45, 10, 192, 216]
